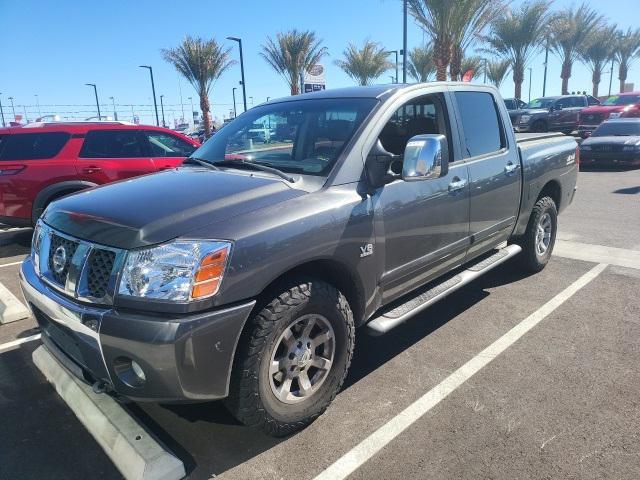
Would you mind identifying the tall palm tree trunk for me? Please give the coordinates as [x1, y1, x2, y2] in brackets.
[619, 64, 628, 93]
[434, 39, 450, 81]
[592, 70, 601, 97]
[513, 64, 524, 99]
[199, 92, 211, 137]
[560, 60, 572, 95]
[450, 46, 462, 81]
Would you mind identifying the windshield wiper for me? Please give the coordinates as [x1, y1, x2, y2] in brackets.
[215, 159, 295, 183]
[185, 157, 219, 170]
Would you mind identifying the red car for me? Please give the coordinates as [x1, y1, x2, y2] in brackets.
[0, 122, 199, 226]
[577, 91, 640, 138]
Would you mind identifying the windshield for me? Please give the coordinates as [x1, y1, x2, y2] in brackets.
[602, 95, 640, 106]
[192, 98, 378, 176]
[526, 98, 556, 109]
[593, 121, 640, 137]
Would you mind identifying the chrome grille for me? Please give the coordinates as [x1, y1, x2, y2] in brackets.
[581, 113, 603, 125]
[35, 222, 123, 305]
[86, 249, 116, 299]
[48, 234, 79, 286]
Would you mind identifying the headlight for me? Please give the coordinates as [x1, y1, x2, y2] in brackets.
[622, 145, 640, 151]
[519, 115, 531, 124]
[31, 220, 45, 274]
[118, 240, 231, 302]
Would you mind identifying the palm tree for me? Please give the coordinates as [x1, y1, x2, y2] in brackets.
[162, 36, 234, 136]
[460, 55, 484, 81]
[407, 45, 435, 82]
[448, 0, 507, 81]
[407, 0, 454, 81]
[261, 30, 327, 95]
[483, 1, 551, 100]
[549, 3, 604, 95]
[579, 24, 618, 97]
[486, 59, 511, 88]
[335, 40, 392, 85]
[615, 28, 640, 94]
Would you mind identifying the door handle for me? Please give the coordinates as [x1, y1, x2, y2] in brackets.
[82, 166, 102, 174]
[504, 162, 518, 175]
[448, 178, 467, 194]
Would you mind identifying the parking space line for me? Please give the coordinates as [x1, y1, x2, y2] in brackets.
[0, 333, 41, 354]
[314, 263, 608, 480]
[0, 259, 25, 268]
[554, 240, 640, 270]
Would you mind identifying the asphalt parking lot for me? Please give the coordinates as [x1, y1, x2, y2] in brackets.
[1, 167, 639, 480]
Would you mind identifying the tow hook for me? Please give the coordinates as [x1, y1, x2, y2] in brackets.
[92, 380, 110, 394]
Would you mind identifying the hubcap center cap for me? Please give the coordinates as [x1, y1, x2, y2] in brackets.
[295, 348, 312, 368]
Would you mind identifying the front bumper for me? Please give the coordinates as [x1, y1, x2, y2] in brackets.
[513, 124, 532, 133]
[20, 258, 255, 402]
[580, 152, 640, 167]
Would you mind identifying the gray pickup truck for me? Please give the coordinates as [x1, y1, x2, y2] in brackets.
[21, 83, 578, 436]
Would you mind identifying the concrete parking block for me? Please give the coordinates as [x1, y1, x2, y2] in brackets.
[32, 345, 185, 480]
[0, 280, 30, 324]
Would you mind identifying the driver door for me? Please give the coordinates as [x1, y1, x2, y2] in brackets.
[374, 93, 470, 302]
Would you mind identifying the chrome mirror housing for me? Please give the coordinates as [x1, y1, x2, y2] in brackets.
[401, 134, 448, 181]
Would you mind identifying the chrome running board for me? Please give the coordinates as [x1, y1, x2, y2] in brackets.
[365, 244, 522, 336]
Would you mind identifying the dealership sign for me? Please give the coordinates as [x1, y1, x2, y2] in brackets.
[302, 64, 326, 93]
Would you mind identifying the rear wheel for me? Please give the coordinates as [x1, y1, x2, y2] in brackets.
[226, 279, 355, 437]
[516, 196, 558, 272]
[531, 120, 547, 133]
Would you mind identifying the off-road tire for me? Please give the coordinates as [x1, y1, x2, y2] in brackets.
[225, 279, 355, 437]
[516, 196, 558, 272]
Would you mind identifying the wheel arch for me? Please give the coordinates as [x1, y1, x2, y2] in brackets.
[538, 179, 562, 211]
[32, 180, 98, 224]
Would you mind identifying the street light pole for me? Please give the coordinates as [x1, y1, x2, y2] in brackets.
[139, 65, 160, 126]
[232, 88, 237, 118]
[402, 0, 407, 83]
[35, 94, 42, 117]
[0, 93, 5, 127]
[109, 96, 118, 121]
[542, 39, 549, 97]
[9, 96, 17, 120]
[85, 84, 101, 119]
[528, 67, 533, 102]
[227, 37, 248, 112]
[188, 97, 194, 126]
[387, 50, 399, 83]
[608, 57, 615, 95]
[159, 95, 166, 127]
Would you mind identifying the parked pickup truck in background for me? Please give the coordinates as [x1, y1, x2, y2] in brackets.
[21, 83, 578, 437]
[510, 94, 600, 134]
[578, 91, 640, 138]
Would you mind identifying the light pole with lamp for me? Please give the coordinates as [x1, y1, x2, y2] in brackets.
[232, 88, 237, 118]
[109, 96, 118, 121]
[35, 94, 42, 117]
[227, 36, 248, 112]
[139, 65, 159, 126]
[159, 95, 166, 127]
[85, 84, 101, 119]
[387, 50, 399, 83]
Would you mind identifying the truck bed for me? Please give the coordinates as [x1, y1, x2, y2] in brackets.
[515, 132, 566, 143]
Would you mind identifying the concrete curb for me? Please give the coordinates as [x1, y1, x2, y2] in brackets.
[0, 281, 30, 324]
[33, 345, 186, 480]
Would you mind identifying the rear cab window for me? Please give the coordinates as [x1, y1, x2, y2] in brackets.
[0, 132, 70, 160]
[79, 130, 147, 158]
[453, 91, 506, 158]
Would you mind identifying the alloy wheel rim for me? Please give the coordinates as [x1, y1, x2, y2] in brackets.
[535, 212, 553, 256]
[269, 314, 335, 404]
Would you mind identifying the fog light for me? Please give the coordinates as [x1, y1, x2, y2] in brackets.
[113, 357, 147, 388]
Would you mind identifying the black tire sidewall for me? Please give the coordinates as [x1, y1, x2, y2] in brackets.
[257, 284, 352, 423]
[523, 196, 558, 271]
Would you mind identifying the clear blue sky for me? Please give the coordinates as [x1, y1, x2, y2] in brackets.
[1, 0, 639, 125]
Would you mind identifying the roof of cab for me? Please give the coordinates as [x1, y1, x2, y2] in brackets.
[0, 121, 174, 134]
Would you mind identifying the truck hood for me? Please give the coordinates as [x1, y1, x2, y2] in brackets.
[42, 168, 306, 249]
[581, 135, 640, 146]
[516, 108, 548, 116]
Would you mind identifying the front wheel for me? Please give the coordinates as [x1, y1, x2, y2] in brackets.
[226, 279, 355, 437]
[515, 196, 558, 272]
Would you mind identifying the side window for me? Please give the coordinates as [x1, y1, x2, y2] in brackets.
[569, 97, 584, 107]
[0, 132, 70, 160]
[378, 93, 450, 158]
[79, 130, 147, 158]
[555, 98, 569, 110]
[454, 91, 504, 157]
[587, 95, 600, 106]
[146, 131, 196, 157]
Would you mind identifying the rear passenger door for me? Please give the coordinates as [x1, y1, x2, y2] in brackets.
[77, 129, 155, 183]
[143, 130, 197, 170]
[452, 90, 521, 256]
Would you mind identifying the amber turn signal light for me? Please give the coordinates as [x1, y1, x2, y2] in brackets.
[191, 247, 229, 299]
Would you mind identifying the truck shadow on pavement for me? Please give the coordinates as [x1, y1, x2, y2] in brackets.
[133, 262, 532, 479]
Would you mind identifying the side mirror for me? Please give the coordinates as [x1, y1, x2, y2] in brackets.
[401, 134, 448, 182]
[365, 139, 399, 190]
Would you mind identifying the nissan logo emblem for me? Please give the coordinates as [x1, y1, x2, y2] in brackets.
[52, 245, 67, 274]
